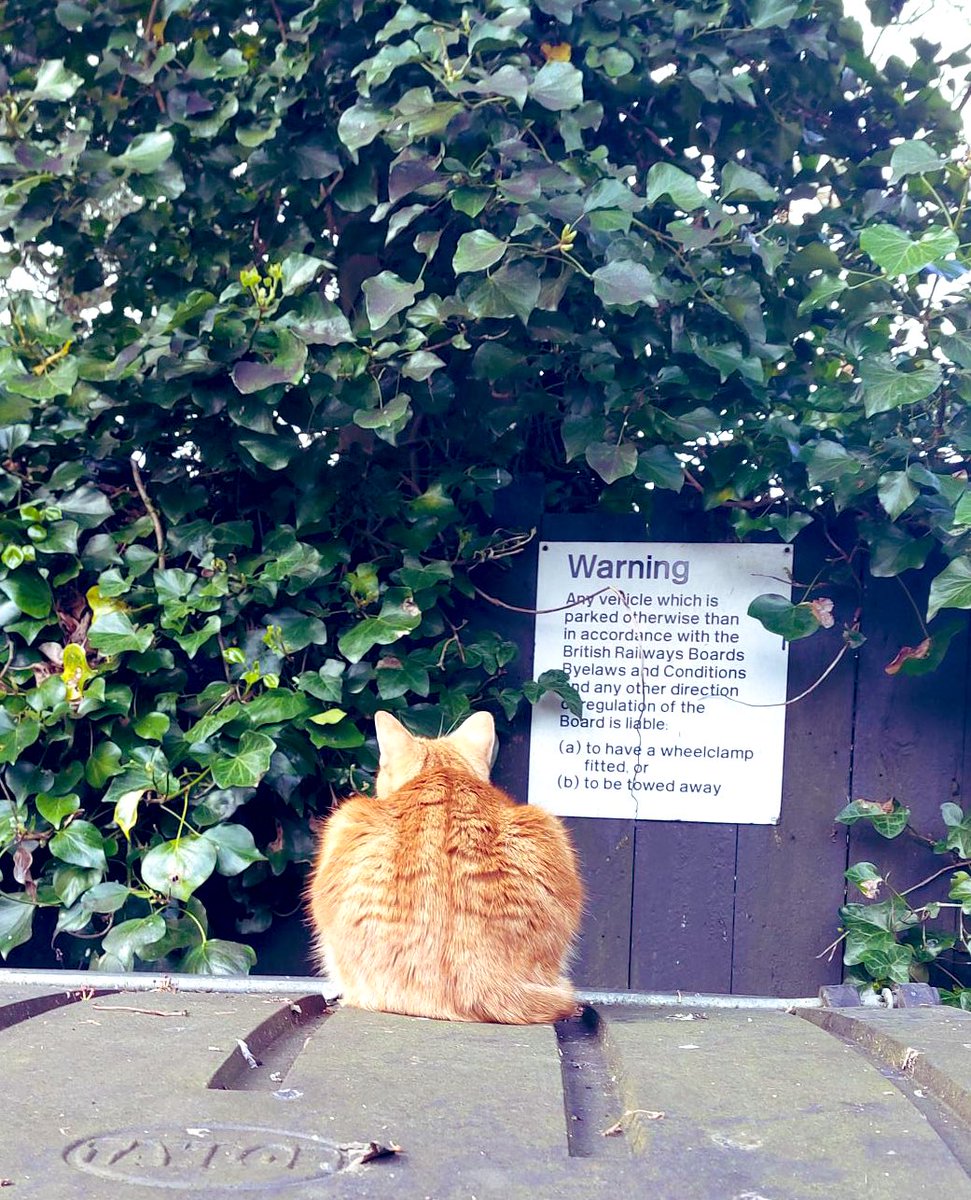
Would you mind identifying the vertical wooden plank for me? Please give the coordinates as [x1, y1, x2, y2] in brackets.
[848, 574, 970, 913]
[731, 530, 856, 996]
[629, 821, 737, 991]
[466, 476, 545, 802]
[624, 498, 737, 994]
[540, 513, 641, 990]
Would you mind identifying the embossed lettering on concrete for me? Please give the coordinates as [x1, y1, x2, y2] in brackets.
[62, 1124, 342, 1189]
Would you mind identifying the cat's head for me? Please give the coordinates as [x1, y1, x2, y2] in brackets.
[373, 710, 496, 797]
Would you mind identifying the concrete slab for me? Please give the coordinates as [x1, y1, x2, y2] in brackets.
[0, 980, 967, 1198]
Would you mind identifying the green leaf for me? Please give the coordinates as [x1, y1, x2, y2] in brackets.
[860, 225, 958, 276]
[0, 570, 52, 618]
[452, 230, 507, 275]
[100, 914, 166, 969]
[749, 0, 798, 27]
[85, 741, 123, 788]
[211, 730, 276, 788]
[243, 690, 311, 726]
[36, 791, 80, 828]
[747, 594, 821, 641]
[80, 882, 130, 914]
[133, 712, 170, 740]
[522, 669, 583, 717]
[338, 588, 422, 663]
[845, 862, 883, 897]
[231, 331, 308, 393]
[200, 823, 266, 875]
[49, 820, 107, 870]
[928, 557, 971, 621]
[174, 614, 222, 658]
[0, 894, 34, 959]
[646, 163, 706, 211]
[721, 162, 778, 200]
[836, 798, 911, 838]
[528, 62, 584, 111]
[592, 261, 658, 307]
[858, 357, 942, 417]
[797, 275, 846, 316]
[584, 441, 637, 485]
[182, 938, 256, 975]
[116, 130, 175, 174]
[32, 59, 83, 101]
[877, 471, 918, 520]
[141, 835, 218, 901]
[338, 102, 391, 154]
[889, 139, 945, 182]
[363, 271, 420, 330]
[88, 611, 154, 655]
[949, 870, 971, 914]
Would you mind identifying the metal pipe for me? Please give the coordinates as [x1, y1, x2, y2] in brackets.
[0, 968, 822, 1009]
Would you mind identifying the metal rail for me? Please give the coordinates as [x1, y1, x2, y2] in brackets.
[0, 968, 825, 1008]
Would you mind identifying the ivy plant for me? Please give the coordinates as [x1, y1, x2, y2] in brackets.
[0, 0, 969, 971]
[833, 800, 971, 1007]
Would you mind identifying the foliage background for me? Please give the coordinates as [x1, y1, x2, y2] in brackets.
[1, 0, 971, 979]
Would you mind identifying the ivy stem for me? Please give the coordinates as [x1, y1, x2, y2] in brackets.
[900, 858, 971, 899]
[131, 456, 166, 570]
[181, 904, 208, 946]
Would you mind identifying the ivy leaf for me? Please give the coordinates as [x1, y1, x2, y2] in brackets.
[0, 894, 34, 959]
[210, 730, 276, 789]
[362, 271, 420, 330]
[200, 823, 266, 875]
[877, 471, 918, 520]
[928, 556, 971, 622]
[747, 594, 821, 641]
[337, 102, 390, 155]
[528, 61, 584, 111]
[32, 59, 83, 101]
[338, 588, 421, 663]
[889, 139, 945, 182]
[99, 914, 166, 969]
[845, 862, 883, 899]
[836, 798, 911, 838]
[858, 357, 942, 417]
[860, 225, 957, 276]
[231, 331, 308, 393]
[646, 163, 706, 211]
[36, 791, 80, 828]
[0, 570, 52, 618]
[49, 820, 107, 870]
[592, 261, 658, 307]
[84, 740, 123, 788]
[721, 162, 778, 200]
[749, 0, 799, 28]
[182, 938, 257, 975]
[141, 835, 218, 901]
[116, 130, 175, 174]
[88, 611, 154, 655]
[452, 230, 507, 274]
[584, 441, 637, 484]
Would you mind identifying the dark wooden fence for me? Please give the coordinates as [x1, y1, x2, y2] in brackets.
[478, 484, 971, 998]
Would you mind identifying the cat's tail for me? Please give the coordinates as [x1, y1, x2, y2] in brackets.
[473, 978, 580, 1025]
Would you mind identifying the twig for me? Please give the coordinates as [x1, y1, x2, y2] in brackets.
[473, 584, 615, 616]
[728, 643, 850, 709]
[901, 858, 971, 899]
[131, 456, 166, 569]
[91, 1003, 189, 1017]
[269, 0, 288, 42]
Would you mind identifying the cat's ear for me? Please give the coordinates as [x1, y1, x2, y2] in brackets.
[374, 710, 415, 768]
[447, 711, 496, 779]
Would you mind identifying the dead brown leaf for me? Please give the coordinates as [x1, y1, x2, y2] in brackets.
[340, 1140, 403, 1168]
[885, 638, 931, 676]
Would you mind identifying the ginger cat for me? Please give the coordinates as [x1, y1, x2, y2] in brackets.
[306, 710, 583, 1024]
